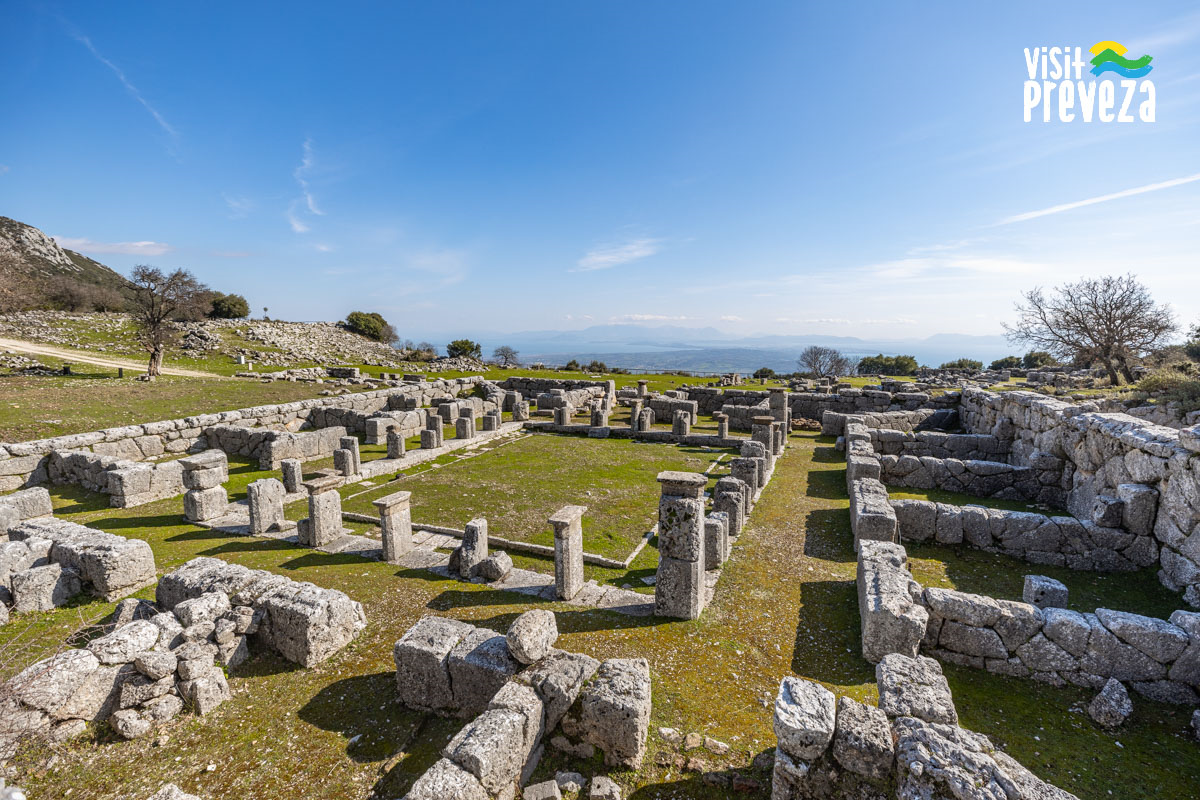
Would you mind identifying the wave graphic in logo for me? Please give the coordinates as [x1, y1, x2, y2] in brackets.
[1089, 40, 1153, 78]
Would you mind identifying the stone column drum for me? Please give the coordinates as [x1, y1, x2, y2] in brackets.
[281, 458, 303, 494]
[387, 429, 406, 459]
[247, 477, 286, 535]
[512, 401, 530, 422]
[549, 505, 587, 600]
[181, 451, 228, 523]
[374, 490, 413, 563]
[705, 512, 730, 570]
[460, 517, 488, 578]
[654, 471, 708, 620]
[730, 458, 759, 503]
[672, 410, 690, 436]
[339, 436, 361, 474]
[714, 412, 729, 440]
[297, 475, 344, 547]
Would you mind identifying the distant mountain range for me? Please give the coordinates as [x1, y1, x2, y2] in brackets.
[0, 216, 132, 311]
[421, 324, 1016, 374]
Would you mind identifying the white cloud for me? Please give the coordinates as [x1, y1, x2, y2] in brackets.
[287, 138, 325, 233]
[314, 243, 334, 252]
[222, 193, 254, 218]
[564, 314, 594, 321]
[719, 315, 743, 322]
[574, 237, 661, 272]
[70, 30, 177, 144]
[54, 237, 172, 256]
[998, 172, 1200, 224]
[867, 256, 1042, 280]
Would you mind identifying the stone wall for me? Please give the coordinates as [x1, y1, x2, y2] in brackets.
[0, 378, 484, 492]
[46, 450, 185, 508]
[7, 515, 157, 602]
[960, 388, 1200, 605]
[868, 429, 1007, 461]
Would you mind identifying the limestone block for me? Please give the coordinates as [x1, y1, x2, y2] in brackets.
[447, 628, 522, 716]
[7, 648, 100, 713]
[257, 583, 366, 667]
[506, 609, 558, 665]
[184, 486, 228, 522]
[773, 676, 836, 761]
[461, 518, 489, 579]
[387, 429, 407, 459]
[181, 466, 222, 491]
[280, 459, 303, 494]
[12, 563, 82, 612]
[175, 591, 231, 628]
[374, 490, 412, 563]
[180, 666, 230, 715]
[579, 658, 651, 768]
[333, 448, 355, 477]
[88, 620, 161, 665]
[393, 616, 475, 712]
[476, 551, 513, 582]
[1095, 607, 1188, 663]
[831, 695, 894, 781]
[704, 512, 729, 569]
[1117, 483, 1159, 537]
[657, 494, 704, 562]
[1023, 575, 1068, 609]
[442, 708, 529, 793]
[550, 505, 586, 601]
[1088, 678, 1132, 728]
[654, 555, 704, 620]
[134, 651, 177, 681]
[875, 653, 958, 725]
[517, 648, 599, 729]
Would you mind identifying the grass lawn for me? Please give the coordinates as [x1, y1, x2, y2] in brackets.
[4, 435, 1199, 798]
[341, 433, 729, 561]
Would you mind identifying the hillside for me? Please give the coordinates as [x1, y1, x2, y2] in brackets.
[0, 215, 133, 311]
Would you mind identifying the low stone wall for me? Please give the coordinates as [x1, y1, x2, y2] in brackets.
[156, 556, 367, 667]
[46, 450, 185, 508]
[207, 424, 347, 470]
[770, 655, 1077, 799]
[960, 387, 1200, 605]
[822, 407, 959, 437]
[648, 396, 698, 425]
[891, 499, 1158, 572]
[7, 515, 156, 602]
[879, 453, 1060, 504]
[363, 409, 430, 445]
[857, 540, 926, 663]
[0, 378, 485, 492]
[868, 428, 1006, 461]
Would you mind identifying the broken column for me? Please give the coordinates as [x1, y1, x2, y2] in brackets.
[638, 408, 654, 432]
[591, 408, 609, 427]
[333, 448, 355, 477]
[654, 471, 708, 619]
[512, 401, 530, 422]
[455, 409, 476, 440]
[181, 451, 228, 523]
[374, 491, 412, 563]
[751, 417, 777, 473]
[730, 458, 759, 504]
[672, 410, 691, 436]
[549, 505, 586, 600]
[481, 412, 499, 432]
[339, 436, 361, 475]
[637, 380, 649, 398]
[422, 414, 444, 449]
[628, 399, 644, 430]
[504, 390, 520, 411]
[705, 512, 729, 570]
[714, 477, 746, 537]
[459, 518, 488, 578]
[297, 475, 344, 547]
[280, 459, 303, 494]
[387, 429, 406, 459]
[714, 412, 729, 439]
[247, 478, 286, 535]
[553, 406, 572, 426]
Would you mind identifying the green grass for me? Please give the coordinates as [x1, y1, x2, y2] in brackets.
[4, 434, 1198, 799]
[888, 486, 1052, 515]
[341, 433, 729, 560]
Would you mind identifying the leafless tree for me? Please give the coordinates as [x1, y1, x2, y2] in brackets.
[1004, 274, 1176, 384]
[798, 345, 853, 378]
[128, 266, 210, 376]
[492, 345, 520, 367]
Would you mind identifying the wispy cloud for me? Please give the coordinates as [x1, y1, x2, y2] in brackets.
[719, 315, 743, 322]
[222, 193, 255, 219]
[68, 28, 178, 147]
[287, 138, 325, 233]
[614, 314, 693, 322]
[54, 237, 172, 256]
[866, 256, 1043, 280]
[574, 237, 662, 272]
[998, 172, 1200, 225]
[314, 243, 334, 252]
[564, 314, 594, 322]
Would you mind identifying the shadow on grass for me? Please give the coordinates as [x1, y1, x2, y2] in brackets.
[89, 512, 187, 530]
[804, 465, 847, 501]
[279, 551, 369, 570]
[801, 508, 854, 563]
[791, 579, 874, 686]
[197, 538, 298, 557]
[298, 671, 435, 766]
[229, 651, 303, 679]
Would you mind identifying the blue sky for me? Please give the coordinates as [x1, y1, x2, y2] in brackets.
[2, 2, 1199, 342]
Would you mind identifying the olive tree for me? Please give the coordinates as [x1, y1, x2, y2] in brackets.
[128, 266, 210, 376]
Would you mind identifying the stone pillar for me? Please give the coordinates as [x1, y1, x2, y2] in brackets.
[604, 380, 617, 411]
[504, 390, 520, 412]
[553, 407, 571, 426]
[638, 409, 654, 432]
[374, 490, 413, 563]
[637, 380, 649, 398]
[749, 419, 776, 473]
[333, 448, 355, 477]
[279, 459, 303, 495]
[730, 458, 759, 502]
[481, 413, 499, 432]
[387, 429, 406, 459]
[426, 412, 442, 431]
[654, 471, 708, 619]
[455, 415, 476, 440]
[339, 436, 361, 475]
[438, 404, 455, 424]
[297, 475, 344, 547]
[628, 399, 644, 431]
[181, 451, 228, 522]
[458, 518, 488, 578]
[549, 505, 586, 600]
[672, 410, 690, 436]
[705, 512, 730, 570]
[768, 388, 788, 423]
[246, 478, 286, 535]
[773, 423, 785, 456]
[714, 412, 729, 440]
[591, 408, 609, 427]
[512, 401, 530, 422]
[714, 479, 746, 537]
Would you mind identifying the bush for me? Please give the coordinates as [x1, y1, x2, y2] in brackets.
[585, 360, 608, 373]
[446, 339, 482, 360]
[208, 292, 250, 319]
[1137, 369, 1200, 411]
[1184, 339, 1200, 362]
[345, 311, 398, 344]
[856, 354, 918, 376]
[753, 367, 776, 379]
[44, 277, 127, 312]
[939, 358, 983, 371]
[989, 356, 1022, 370]
[1023, 351, 1058, 369]
[563, 359, 581, 371]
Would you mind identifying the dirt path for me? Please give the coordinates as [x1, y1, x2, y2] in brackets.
[0, 337, 218, 378]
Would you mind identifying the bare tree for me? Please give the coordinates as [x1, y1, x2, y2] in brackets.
[128, 266, 210, 376]
[492, 345, 520, 367]
[1004, 274, 1176, 384]
[798, 345, 853, 378]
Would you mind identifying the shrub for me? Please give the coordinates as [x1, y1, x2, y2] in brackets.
[208, 292, 250, 319]
[1023, 351, 1058, 368]
[563, 359, 581, 371]
[446, 339, 482, 359]
[1137, 369, 1200, 412]
[857, 354, 918, 375]
[939, 358, 983, 371]
[345, 311, 398, 344]
[989, 356, 1022, 370]
[585, 360, 608, 373]
[753, 367, 776, 379]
